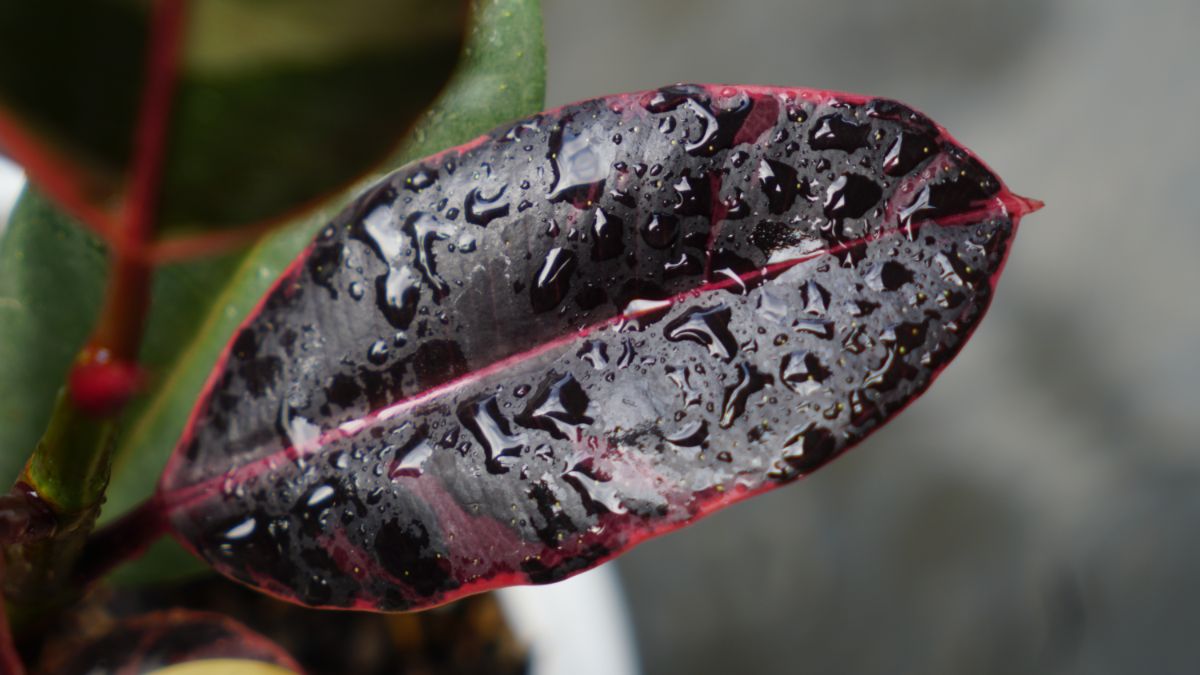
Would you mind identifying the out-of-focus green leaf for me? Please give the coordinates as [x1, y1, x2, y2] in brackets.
[0, 0, 466, 251]
[0, 189, 107, 486]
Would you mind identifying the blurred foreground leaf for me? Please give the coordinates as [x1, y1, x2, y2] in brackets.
[0, 0, 466, 255]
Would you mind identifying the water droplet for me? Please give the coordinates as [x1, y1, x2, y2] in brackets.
[641, 213, 679, 249]
[683, 98, 720, 154]
[800, 280, 831, 315]
[808, 113, 870, 153]
[389, 436, 434, 479]
[367, 339, 389, 365]
[722, 188, 750, 220]
[665, 419, 709, 448]
[683, 95, 752, 157]
[549, 122, 615, 204]
[779, 423, 836, 475]
[356, 203, 422, 328]
[456, 233, 477, 253]
[405, 166, 437, 191]
[672, 171, 712, 217]
[457, 395, 526, 474]
[887, 320, 929, 350]
[863, 348, 917, 393]
[866, 260, 913, 291]
[663, 252, 703, 279]
[786, 104, 808, 124]
[404, 212, 456, 299]
[563, 458, 626, 515]
[308, 240, 344, 300]
[756, 287, 791, 326]
[223, 516, 257, 540]
[516, 372, 594, 440]
[848, 389, 882, 426]
[792, 318, 834, 340]
[665, 365, 703, 407]
[823, 174, 883, 220]
[780, 351, 831, 395]
[719, 362, 772, 428]
[306, 484, 336, 508]
[530, 247, 578, 312]
[279, 404, 322, 451]
[642, 84, 700, 113]
[359, 202, 402, 263]
[465, 185, 510, 226]
[378, 265, 421, 329]
[883, 131, 938, 176]
[664, 305, 739, 361]
[841, 325, 874, 355]
[615, 337, 637, 368]
[757, 159, 799, 214]
[591, 209, 625, 260]
[577, 340, 610, 369]
[618, 299, 671, 332]
[610, 187, 636, 208]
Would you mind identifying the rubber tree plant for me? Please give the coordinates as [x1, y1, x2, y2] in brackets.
[0, 0, 1041, 672]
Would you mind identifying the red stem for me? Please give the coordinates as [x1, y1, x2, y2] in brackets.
[0, 110, 120, 242]
[72, 496, 171, 591]
[91, 0, 187, 361]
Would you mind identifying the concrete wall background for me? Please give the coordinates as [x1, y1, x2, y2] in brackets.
[542, 0, 1200, 672]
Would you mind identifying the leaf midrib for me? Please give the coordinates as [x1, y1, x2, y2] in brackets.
[158, 189, 1016, 513]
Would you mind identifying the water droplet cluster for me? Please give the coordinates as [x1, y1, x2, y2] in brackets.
[163, 84, 1021, 611]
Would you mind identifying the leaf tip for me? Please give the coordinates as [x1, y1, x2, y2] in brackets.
[1003, 192, 1044, 219]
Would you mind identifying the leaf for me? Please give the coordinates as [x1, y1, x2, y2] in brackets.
[0, 0, 466, 255]
[156, 84, 1042, 610]
[97, 0, 547, 585]
[0, 188, 108, 486]
[47, 609, 300, 675]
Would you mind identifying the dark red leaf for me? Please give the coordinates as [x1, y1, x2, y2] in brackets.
[157, 84, 1041, 611]
[46, 609, 300, 674]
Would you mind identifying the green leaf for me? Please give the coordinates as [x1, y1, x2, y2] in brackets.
[0, 0, 466, 249]
[103, 0, 547, 585]
[0, 189, 107, 487]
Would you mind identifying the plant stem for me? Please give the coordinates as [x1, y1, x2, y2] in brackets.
[2, 392, 115, 617]
[1, 0, 188, 627]
[0, 561, 25, 675]
[72, 496, 169, 591]
[0, 485, 56, 546]
[21, 391, 116, 515]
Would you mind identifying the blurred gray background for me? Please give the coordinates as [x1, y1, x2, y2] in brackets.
[542, 0, 1200, 673]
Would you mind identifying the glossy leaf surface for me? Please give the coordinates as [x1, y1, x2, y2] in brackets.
[159, 84, 1040, 610]
[0, 0, 465, 254]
